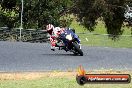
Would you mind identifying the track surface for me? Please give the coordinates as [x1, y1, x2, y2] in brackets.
[0, 41, 132, 72]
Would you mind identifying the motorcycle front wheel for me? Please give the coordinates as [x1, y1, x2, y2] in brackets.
[72, 42, 83, 56]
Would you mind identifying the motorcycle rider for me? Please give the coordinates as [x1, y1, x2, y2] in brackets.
[46, 24, 65, 51]
[46, 24, 81, 51]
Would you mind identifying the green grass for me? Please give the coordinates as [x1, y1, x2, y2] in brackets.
[79, 34, 132, 48]
[70, 19, 132, 48]
[0, 77, 132, 88]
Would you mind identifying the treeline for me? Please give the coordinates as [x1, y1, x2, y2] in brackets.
[0, 0, 73, 29]
[0, 0, 131, 38]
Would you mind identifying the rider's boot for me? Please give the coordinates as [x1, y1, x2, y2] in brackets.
[51, 46, 55, 51]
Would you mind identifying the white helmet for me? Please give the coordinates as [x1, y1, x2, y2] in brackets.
[46, 24, 54, 35]
[46, 24, 54, 31]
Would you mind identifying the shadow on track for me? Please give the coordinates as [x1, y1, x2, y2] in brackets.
[41, 53, 80, 56]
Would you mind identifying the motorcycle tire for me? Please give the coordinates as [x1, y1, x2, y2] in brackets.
[72, 42, 83, 56]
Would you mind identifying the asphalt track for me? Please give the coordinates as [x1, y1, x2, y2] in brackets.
[0, 41, 132, 72]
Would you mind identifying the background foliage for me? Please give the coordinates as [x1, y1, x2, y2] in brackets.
[0, 0, 73, 29]
[73, 0, 132, 38]
[0, 0, 132, 38]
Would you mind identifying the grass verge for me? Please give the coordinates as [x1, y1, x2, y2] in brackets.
[70, 19, 132, 48]
[0, 71, 131, 88]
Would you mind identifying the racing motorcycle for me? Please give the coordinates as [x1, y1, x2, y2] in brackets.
[56, 28, 83, 56]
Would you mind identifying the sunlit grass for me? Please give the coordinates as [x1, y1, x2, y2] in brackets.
[70, 19, 132, 48]
[0, 76, 131, 88]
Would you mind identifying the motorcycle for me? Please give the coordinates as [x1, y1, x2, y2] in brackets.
[56, 28, 83, 56]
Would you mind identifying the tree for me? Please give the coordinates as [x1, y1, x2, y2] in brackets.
[20, 0, 73, 29]
[0, 0, 73, 29]
[73, 0, 127, 39]
[1, 0, 17, 10]
[0, 0, 20, 30]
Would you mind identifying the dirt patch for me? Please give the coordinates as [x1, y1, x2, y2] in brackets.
[0, 72, 77, 80]
[0, 70, 131, 80]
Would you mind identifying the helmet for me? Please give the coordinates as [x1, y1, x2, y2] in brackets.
[46, 24, 54, 35]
